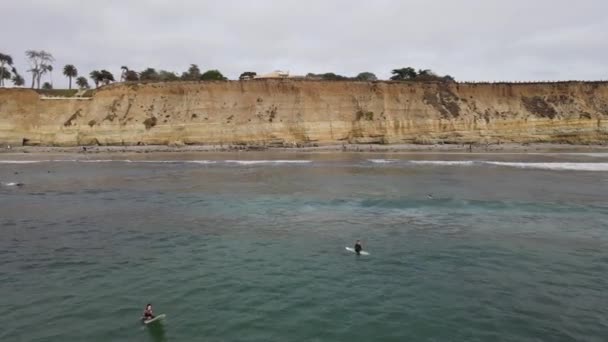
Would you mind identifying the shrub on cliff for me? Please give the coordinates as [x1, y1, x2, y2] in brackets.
[306, 72, 349, 81]
[158, 70, 179, 81]
[139, 68, 159, 81]
[239, 71, 257, 80]
[12, 73, 25, 86]
[42, 82, 52, 90]
[390, 67, 418, 81]
[200, 69, 227, 81]
[181, 64, 201, 81]
[390, 67, 456, 82]
[140, 68, 180, 82]
[355, 72, 378, 81]
[124, 70, 139, 82]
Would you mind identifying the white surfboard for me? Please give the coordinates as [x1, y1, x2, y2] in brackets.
[346, 247, 370, 256]
[143, 314, 166, 325]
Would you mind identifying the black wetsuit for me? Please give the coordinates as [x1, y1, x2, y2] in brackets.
[354, 243, 362, 255]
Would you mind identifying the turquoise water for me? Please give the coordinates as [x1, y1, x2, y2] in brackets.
[1, 153, 607, 341]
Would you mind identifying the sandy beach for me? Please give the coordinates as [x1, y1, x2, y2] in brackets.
[2, 143, 608, 156]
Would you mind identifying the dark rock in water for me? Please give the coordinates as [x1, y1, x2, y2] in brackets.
[16, 183, 24, 187]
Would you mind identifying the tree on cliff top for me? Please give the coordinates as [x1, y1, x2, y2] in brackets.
[0, 67, 11, 85]
[12, 73, 25, 87]
[355, 72, 377, 81]
[76, 76, 89, 89]
[139, 68, 159, 81]
[100, 70, 114, 85]
[26, 50, 54, 89]
[42, 82, 52, 90]
[181, 64, 201, 81]
[158, 70, 179, 82]
[239, 71, 257, 80]
[124, 70, 139, 82]
[200, 69, 227, 81]
[390, 67, 456, 82]
[0, 53, 14, 87]
[63, 64, 78, 89]
[305, 72, 349, 81]
[390, 67, 417, 81]
[89, 70, 103, 88]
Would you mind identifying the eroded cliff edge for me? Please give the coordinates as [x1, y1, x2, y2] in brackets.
[1, 80, 607, 146]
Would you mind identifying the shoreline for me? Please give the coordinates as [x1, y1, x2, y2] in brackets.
[2, 143, 608, 155]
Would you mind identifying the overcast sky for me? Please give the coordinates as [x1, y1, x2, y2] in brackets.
[2, 0, 607, 88]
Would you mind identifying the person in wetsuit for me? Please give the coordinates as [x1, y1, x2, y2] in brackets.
[142, 304, 154, 321]
[354, 240, 363, 255]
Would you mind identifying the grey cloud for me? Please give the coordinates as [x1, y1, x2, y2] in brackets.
[2, 0, 607, 88]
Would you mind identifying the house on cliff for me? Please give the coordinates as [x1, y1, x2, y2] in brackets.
[254, 70, 290, 79]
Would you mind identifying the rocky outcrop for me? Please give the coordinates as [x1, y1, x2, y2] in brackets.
[1, 80, 607, 146]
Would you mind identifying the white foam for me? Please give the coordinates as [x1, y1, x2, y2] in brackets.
[409, 160, 476, 166]
[186, 161, 217, 165]
[368, 159, 398, 164]
[485, 162, 608, 171]
[78, 160, 115, 163]
[0, 160, 42, 164]
[2, 182, 18, 186]
[225, 160, 312, 165]
[557, 153, 608, 158]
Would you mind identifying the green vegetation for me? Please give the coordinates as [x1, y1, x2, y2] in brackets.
[200, 69, 227, 81]
[100, 70, 114, 85]
[76, 76, 89, 89]
[0, 53, 15, 87]
[125, 70, 139, 81]
[239, 71, 257, 80]
[12, 73, 25, 86]
[3, 48, 461, 93]
[63, 64, 78, 89]
[306, 72, 349, 81]
[391, 67, 455, 82]
[89, 69, 114, 87]
[181, 64, 201, 81]
[356, 109, 374, 121]
[26, 50, 54, 89]
[35, 89, 78, 97]
[355, 72, 378, 81]
[138, 68, 180, 82]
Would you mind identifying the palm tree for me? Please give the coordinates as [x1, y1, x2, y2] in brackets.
[90, 70, 102, 88]
[76, 76, 89, 89]
[0, 53, 13, 87]
[63, 65, 78, 89]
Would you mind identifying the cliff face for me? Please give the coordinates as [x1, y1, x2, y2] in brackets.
[1, 80, 607, 146]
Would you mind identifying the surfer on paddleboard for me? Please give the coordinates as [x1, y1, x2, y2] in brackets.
[142, 304, 155, 321]
[354, 240, 363, 255]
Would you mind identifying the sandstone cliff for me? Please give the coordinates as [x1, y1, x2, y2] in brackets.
[0, 80, 607, 147]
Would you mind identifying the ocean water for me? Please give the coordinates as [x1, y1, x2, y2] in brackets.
[1, 153, 607, 342]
